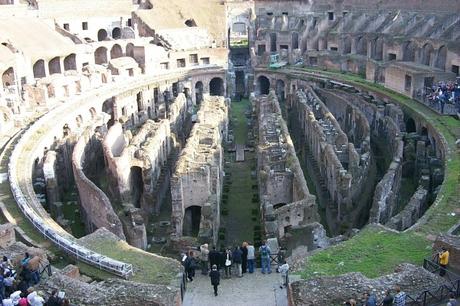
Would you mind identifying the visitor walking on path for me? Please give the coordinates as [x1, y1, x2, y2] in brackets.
[224, 247, 232, 279]
[209, 265, 220, 296]
[199, 243, 209, 275]
[247, 242, 255, 273]
[393, 286, 406, 306]
[209, 246, 220, 271]
[259, 240, 271, 274]
[184, 251, 196, 282]
[241, 242, 248, 274]
[278, 260, 289, 289]
[438, 247, 450, 277]
[381, 289, 394, 306]
[232, 246, 243, 277]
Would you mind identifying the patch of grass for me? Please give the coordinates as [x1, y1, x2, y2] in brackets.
[301, 225, 431, 279]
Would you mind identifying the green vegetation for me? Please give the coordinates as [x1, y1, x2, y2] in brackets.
[280, 66, 460, 278]
[302, 225, 431, 279]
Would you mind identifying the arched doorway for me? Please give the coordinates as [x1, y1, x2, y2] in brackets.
[94, 47, 108, 65]
[64, 54, 76, 71]
[112, 27, 121, 39]
[342, 36, 352, 55]
[270, 33, 277, 52]
[356, 36, 368, 56]
[126, 43, 134, 58]
[183, 206, 201, 237]
[275, 79, 285, 102]
[110, 44, 123, 59]
[291, 32, 299, 50]
[209, 77, 224, 96]
[372, 37, 384, 60]
[257, 75, 270, 95]
[435, 46, 447, 70]
[102, 98, 115, 127]
[195, 81, 203, 104]
[405, 117, 416, 133]
[97, 29, 108, 41]
[136, 92, 144, 112]
[421, 43, 434, 66]
[402, 41, 416, 62]
[2, 67, 14, 88]
[48, 57, 61, 74]
[33, 60, 46, 78]
[130, 166, 143, 208]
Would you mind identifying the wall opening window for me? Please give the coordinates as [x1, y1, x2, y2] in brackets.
[160, 62, 169, 70]
[200, 57, 210, 65]
[258, 44, 266, 55]
[405, 75, 412, 92]
[63, 23, 69, 30]
[388, 53, 397, 61]
[328, 12, 334, 20]
[176, 58, 186, 68]
[82, 22, 88, 30]
[452, 65, 459, 76]
[267, 12, 273, 16]
[189, 54, 198, 65]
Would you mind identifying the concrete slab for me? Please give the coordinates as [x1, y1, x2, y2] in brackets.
[236, 144, 245, 162]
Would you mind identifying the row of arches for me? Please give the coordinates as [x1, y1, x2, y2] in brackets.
[32, 54, 76, 78]
[194, 77, 225, 103]
[95, 43, 135, 65]
[97, 27, 122, 42]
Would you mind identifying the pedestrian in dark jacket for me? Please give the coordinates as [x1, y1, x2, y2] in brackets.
[184, 250, 196, 282]
[209, 246, 220, 270]
[241, 242, 248, 274]
[209, 264, 220, 296]
[232, 246, 243, 277]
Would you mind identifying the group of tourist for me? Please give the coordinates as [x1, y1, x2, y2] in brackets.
[182, 240, 285, 296]
[344, 286, 407, 306]
[426, 80, 460, 114]
[0, 253, 73, 306]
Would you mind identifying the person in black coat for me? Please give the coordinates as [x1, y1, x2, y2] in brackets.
[241, 242, 248, 274]
[209, 246, 220, 270]
[184, 250, 196, 282]
[209, 264, 220, 296]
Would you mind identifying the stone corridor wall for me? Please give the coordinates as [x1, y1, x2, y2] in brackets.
[255, 91, 319, 239]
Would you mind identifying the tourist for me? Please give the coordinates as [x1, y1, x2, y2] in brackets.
[184, 250, 196, 282]
[27, 289, 45, 306]
[232, 246, 243, 277]
[21, 253, 31, 268]
[259, 240, 271, 274]
[381, 289, 394, 306]
[344, 298, 357, 306]
[0, 268, 5, 300]
[3, 270, 14, 296]
[363, 291, 377, 306]
[209, 246, 220, 271]
[209, 264, 220, 296]
[447, 292, 458, 306]
[17, 292, 28, 306]
[9, 290, 21, 306]
[224, 247, 232, 278]
[278, 259, 289, 289]
[199, 243, 209, 275]
[46, 289, 62, 306]
[247, 242, 255, 273]
[438, 247, 449, 277]
[1, 256, 12, 271]
[393, 286, 406, 306]
[219, 246, 226, 272]
[241, 242, 248, 274]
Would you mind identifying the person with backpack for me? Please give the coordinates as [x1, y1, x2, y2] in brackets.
[184, 250, 196, 282]
[259, 240, 271, 274]
[232, 246, 243, 277]
[209, 264, 220, 296]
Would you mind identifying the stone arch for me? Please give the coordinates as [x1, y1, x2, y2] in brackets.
[2, 67, 14, 87]
[136, 92, 144, 111]
[110, 44, 123, 59]
[342, 36, 352, 55]
[209, 77, 224, 96]
[420, 43, 434, 66]
[48, 57, 61, 74]
[64, 53, 76, 71]
[97, 29, 108, 41]
[89, 107, 97, 119]
[126, 43, 134, 58]
[257, 75, 270, 95]
[435, 45, 447, 70]
[356, 36, 368, 56]
[292, 32, 299, 50]
[94, 47, 108, 65]
[372, 37, 384, 60]
[195, 81, 203, 104]
[402, 41, 416, 62]
[275, 79, 285, 102]
[33, 60, 46, 78]
[112, 27, 121, 39]
[183, 206, 201, 236]
[405, 117, 416, 133]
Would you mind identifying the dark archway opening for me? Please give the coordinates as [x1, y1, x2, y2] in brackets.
[2, 67, 15, 88]
[276, 79, 285, 102]
[110, 44, 123, 59]
[435, 46, 447, 70]
[235, 71, 245, 99]
[209, 77, 224, 96]
[183, 206, 201, 237]
[48, 57, 61, 74]
[195, 81, 203, 104]
[185, 19, 197, 27]
[64, 54, 76, 71]
[257, 76, 270, 95]
[94, 47, 108, 65]
[97, 29, 108, 41]
[270, 33, 277, 52]
[406, 117, 416, 133]
[130, 166, 143, 208]
[112, 27, 121, 39]
[274, 203, 287, 209]
[137, 92, 143, 111]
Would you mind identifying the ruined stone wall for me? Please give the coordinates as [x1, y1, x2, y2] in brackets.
[171, 95, 228, 244]
[72, 126, 126, 240]
[386, 186, 429, 231]
[255, 91, 318, 239]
